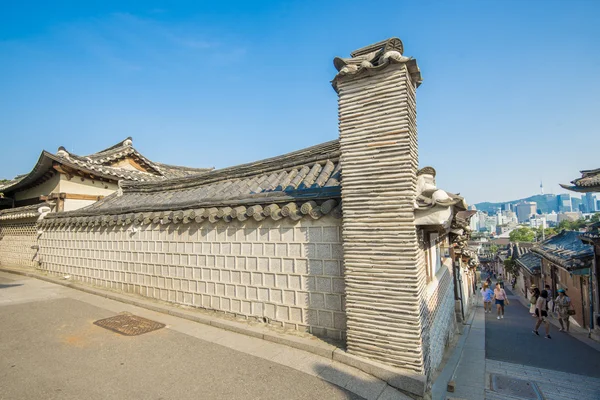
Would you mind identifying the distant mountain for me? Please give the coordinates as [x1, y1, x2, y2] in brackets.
[475, 194, 560, 214]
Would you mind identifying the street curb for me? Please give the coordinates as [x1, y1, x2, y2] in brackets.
[0, 266, 426, 399]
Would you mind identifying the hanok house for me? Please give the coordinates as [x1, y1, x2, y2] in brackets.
[4, 38, 474, 398]
[531, 231, 594, 329]
[0, 137, 211, 267]
[511, 245, 542, 300]
[581, 222, 600, 341]
[562, 168, 600, 340]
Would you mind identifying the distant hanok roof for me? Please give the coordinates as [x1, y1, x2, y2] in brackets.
[515, 251, 542, 275]
[0, 137, 213, 195]
[531, 230, 594, 273]
[560, 168, 600, 193]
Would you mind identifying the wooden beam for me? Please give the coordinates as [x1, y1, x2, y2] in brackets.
[53, 164, 73, 180]
[41, 193, 104, 201]
[63, 193, 105, 201]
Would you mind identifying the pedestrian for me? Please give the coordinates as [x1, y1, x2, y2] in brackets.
[498, 274, 504, 289]
[493, 282, 508, 319]
[529, 286, 539, 317]
[486, 277, 492, 288]
[511, 276, 516, 290]
[481, 283, 494, 313]
[555, 288, 572, 332]
[533, 290, 551, 339]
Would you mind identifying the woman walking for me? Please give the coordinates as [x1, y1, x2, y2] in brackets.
[533, 290, 551, 339]
[555, 288, 572, 332]
[481, 283, 494, 313]
[529, 286, 539, 317]
[494, 283, 508, 319]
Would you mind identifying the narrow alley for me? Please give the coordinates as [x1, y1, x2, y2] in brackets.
[486, 285, 600, 377]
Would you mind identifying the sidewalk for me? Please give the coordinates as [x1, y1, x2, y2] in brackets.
[431, 296, 486, 400]
[0, 267, 411, 400]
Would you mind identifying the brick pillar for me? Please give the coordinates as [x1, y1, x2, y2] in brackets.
[333, 38, 426, 372]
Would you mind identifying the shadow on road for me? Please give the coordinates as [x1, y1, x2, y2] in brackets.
[312, 362, 411, 400]
[0, 283, 23, 289]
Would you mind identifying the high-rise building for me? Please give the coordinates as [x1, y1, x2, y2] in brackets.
[585, 193, 597, 213]
[516, 201, 537, 223]
[572, 197, 583, 212]
[558, 194, 572, 212]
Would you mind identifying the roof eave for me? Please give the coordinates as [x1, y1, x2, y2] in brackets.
[559, 183, 600, 193]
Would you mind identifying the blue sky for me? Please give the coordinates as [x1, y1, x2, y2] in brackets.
[1, 0, 599, 204]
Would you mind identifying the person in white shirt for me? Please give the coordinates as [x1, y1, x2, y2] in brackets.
[533, 290, 551, 339]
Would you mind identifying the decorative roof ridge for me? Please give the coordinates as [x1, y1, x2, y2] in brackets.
[331, 37, 422, 91]
[0, 203, 44, 216]
[153, 162, 214, 173]
[0, 203, 53, 221]
[120, 140, 341, 194]
[86, 137, 133, 157]
[580, 167, 600, 176]
[46, 151, 160, 181]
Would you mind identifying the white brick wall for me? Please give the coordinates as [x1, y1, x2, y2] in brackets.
[0, 220, 38, 268]
[39, 216, 346, 340]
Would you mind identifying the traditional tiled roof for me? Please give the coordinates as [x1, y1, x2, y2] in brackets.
[0, 137, 212, 194]
[560, 168, 600, 193]
[531, 230, 594, 271]
[0, 204, 50, 221]
[515, 252, 542, 275]
[42, 140, 342, 225]
[580, 222, 600, 243]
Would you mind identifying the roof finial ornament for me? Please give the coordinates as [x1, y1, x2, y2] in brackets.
[56, 146, 69, 158]
[332, 37, 422, 90]
[123, 137, 133, 147]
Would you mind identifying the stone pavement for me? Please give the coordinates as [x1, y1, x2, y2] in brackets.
[0, 271, 409, 400]
[433, 279, 600, 400]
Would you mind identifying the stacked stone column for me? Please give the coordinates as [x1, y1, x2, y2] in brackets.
[334, 41, 426, 373]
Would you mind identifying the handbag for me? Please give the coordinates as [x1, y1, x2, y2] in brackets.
[568, 305, 576, 316]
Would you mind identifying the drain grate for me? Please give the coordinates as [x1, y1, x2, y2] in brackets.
[490, 374, 543, 400]
[94, 313, 165, 336]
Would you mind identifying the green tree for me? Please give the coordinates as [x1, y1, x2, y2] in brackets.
[590, 213, 600, 224]
[503, 257, 519, 277]
[535, 227, 556, 241]
[490, 244, 499, 254]
[557, 218, 587, 232]
[509, 227, 536, 242]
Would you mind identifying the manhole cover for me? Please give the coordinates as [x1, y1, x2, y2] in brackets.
[94, 313, 165, 336]
[490, 374, 543, 400]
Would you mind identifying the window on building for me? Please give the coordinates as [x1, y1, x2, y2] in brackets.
[428, 233, 442, 277]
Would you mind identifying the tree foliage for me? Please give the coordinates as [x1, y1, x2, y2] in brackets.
[591, 213, 600, 224]
[556, 218, 587, 232]
[490, 244, 499, 254]
[503, 257, 519, 277]
[509, 227, 536, 242]
[535, 227, 556, 241]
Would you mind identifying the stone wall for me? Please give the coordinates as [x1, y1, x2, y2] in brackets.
[421, 264, 456, 378]
[38, 216, 346, 339]
[336, 61, 426, 372]
[0, 219, 39, 268]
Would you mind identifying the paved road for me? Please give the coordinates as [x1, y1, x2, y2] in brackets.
[0, 272, 368, 400]
[485, 284, 600, 378]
